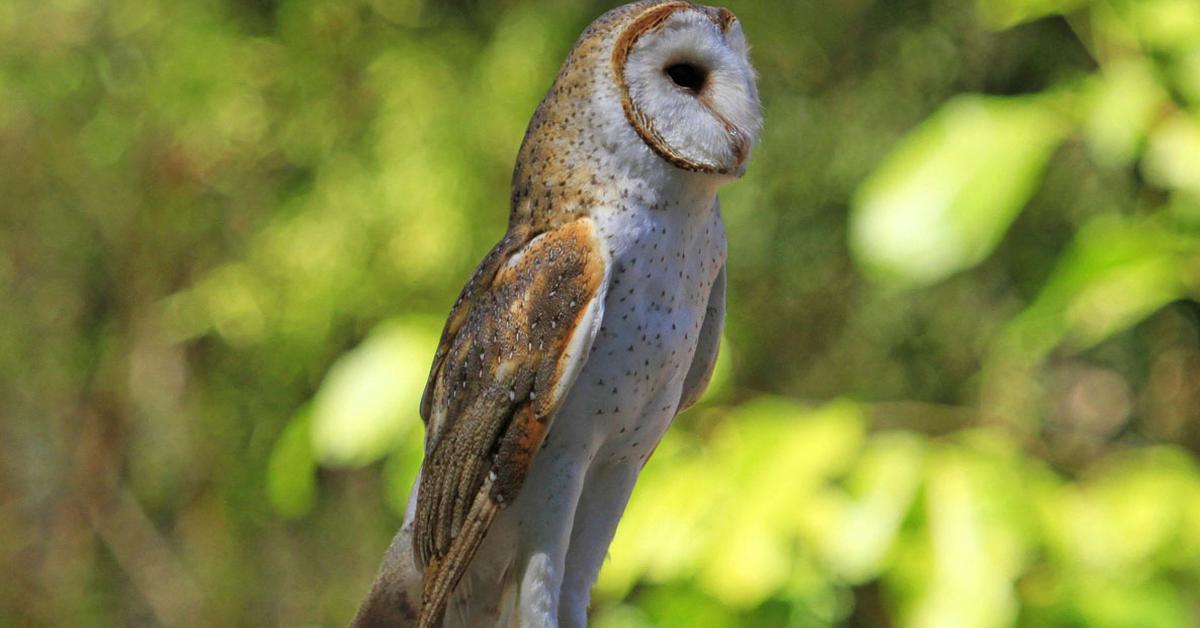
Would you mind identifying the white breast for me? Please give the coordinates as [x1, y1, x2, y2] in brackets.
[556, 187, 726, 464]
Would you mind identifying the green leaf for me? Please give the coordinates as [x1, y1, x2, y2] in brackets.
[266, 407, 318, 519]
[900, 452, 1024, 628]
[1083, 59, 1167, 167]
[1143, 111, 1200, 196]
[803, 432, 925, 583]
[850, 95, 1071, 287]
[1105, 0, 1200, 53]
[996, 214, 1195, 360]
[976, 0, 1088, 30]
[309, 318, 438, 468]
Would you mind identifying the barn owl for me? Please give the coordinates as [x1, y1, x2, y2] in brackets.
[352, 2, 760, 626]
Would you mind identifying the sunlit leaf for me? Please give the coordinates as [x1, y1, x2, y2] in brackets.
[1107, 0, 1200, 53]
[266, 407, 317, 519]
[995, 214, 1196, 359]
[699, 400, 866, 607]
[196, 263, 270, 346]
[1033, 448, 1200, 628]
[804, 432, 925, 583]
[309, 319, 438, 468]
[976, 0, 1088, 29]
[850, 95, 1070, 287]
[1083, 59, 1167, 166]
[898, 447, 1031, 628]
[1080, 580, 1191, 628]
[1143, 111, 1200, 196]
[1041, 448, 1200, 572]
[1177, 48, 1200, 105]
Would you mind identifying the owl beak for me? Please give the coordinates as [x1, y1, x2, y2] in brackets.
[728, 126, 751, 175]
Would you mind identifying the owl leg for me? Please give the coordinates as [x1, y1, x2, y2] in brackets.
[558, 461, 640, 628]
[513, 439, 592, 628]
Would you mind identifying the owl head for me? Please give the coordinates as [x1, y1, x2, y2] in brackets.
[508, 2, 761, 227]
[513, 1, 761, 211]
[609, 1, 762, 178]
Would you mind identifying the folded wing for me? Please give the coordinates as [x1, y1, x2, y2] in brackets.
[413, 217, 609, 628]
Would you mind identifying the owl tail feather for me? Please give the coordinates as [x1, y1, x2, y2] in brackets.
[349, 519, 422, 628]
[417, 476, 501, 628]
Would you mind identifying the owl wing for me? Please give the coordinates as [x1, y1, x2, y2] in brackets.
[676, 262, 725, 414]
[413, 216, 610, 628]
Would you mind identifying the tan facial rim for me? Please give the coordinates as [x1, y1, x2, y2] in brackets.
[612, 2, 748, 176]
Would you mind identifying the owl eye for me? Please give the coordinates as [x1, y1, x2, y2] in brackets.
[664, 62, 707, 93]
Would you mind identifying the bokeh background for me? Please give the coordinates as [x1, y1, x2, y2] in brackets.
[3, 0, 1200, 625]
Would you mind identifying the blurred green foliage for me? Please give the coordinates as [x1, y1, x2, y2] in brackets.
[2, 0, 1199, 626]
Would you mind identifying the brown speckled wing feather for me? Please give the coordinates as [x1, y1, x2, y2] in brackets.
[414, 217, 609, 628]
[419, 227, 531, 427]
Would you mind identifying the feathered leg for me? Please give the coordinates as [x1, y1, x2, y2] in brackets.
[558, 462, 639, 628]
[514, 439, 593, 628]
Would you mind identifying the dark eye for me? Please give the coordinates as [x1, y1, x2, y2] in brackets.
[664, 62, 707, 92]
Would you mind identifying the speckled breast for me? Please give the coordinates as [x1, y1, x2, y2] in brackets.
[557, 199, 726, 464]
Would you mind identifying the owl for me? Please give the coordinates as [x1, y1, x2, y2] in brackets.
[352, 2, 761, 627]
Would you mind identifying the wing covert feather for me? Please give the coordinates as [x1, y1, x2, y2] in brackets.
[419, 227, 532, 427]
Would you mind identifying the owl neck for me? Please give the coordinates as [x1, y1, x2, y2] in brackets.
[507, 129, 724, 228]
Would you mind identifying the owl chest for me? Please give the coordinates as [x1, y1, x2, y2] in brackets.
[565, 206, 725, 453]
